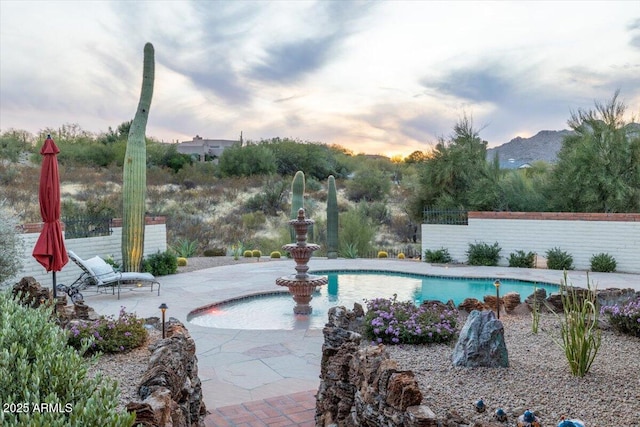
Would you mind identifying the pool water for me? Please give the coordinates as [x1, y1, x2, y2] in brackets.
[188, 270, 557, 330]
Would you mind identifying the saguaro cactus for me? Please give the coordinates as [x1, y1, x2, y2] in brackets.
[290, 171, 305, 242]
[122, 42, 154, 272]
[326, 175, 338, 259]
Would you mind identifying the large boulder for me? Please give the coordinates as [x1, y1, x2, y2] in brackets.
[451, 310, 509, 368]
[134, 319, 206, 427]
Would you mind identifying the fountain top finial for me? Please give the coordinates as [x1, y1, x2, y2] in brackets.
[297, 208, 305, 221]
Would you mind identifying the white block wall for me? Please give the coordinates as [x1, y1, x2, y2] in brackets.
[422, 214, 640, 273]
[14, 223, 167, 287]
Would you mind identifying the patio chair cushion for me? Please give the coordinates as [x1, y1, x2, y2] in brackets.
[84, 256, 118, 282]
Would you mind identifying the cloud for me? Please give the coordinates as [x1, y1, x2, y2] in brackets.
[106, 1, 256, 105]
[249, 35, 339, 83]
[422, 66, 514, 104]
[248, 1, 374, 83]
[628, 18, 640, 49]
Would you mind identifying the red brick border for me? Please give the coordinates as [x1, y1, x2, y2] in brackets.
[469, 212, 640, 222]
[19, 216, 166, 234]
[205, 390, 316, 427]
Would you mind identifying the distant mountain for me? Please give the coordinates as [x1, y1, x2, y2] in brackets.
[487, 130, 573, 167]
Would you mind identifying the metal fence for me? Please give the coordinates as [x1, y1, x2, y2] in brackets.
[422, 208, 468, 225]
[62, 216, 113, 239]
[360, 246, 422, 259]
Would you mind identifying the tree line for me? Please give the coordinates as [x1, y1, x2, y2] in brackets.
[2, 92, 638, 222]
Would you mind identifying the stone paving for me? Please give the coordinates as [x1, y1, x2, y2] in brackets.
[83, 258, 640, 424]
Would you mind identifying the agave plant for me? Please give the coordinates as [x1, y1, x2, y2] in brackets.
[171, 238, 198, 258]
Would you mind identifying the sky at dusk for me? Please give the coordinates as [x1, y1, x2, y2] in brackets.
[1, 1, 639, 157]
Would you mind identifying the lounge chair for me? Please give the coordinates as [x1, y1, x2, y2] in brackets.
[67, 250, 160, 299]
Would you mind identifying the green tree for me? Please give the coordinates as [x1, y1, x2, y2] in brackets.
[408, 115, 493, 220]
[218, 143, 277, 177]
[403, 150, 430, 164]
[345, 168, 391, 202]
[147, 140, 192, 173]
[0, 129, 34, 162]
[260, 137, 349, 179]
[496, 162, 551, 211]
[96, 120, 131, 145]
[339, 205, 376, 257]
[548, 92, 640, 212]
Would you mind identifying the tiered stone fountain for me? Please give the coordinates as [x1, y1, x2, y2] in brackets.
[276, 208, 327, 315]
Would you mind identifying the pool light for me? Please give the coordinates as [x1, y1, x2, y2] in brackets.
[159, 303, 168, 338]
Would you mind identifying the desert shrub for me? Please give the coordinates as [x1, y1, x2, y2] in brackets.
[508, 250, 536, 268]
[546, 247, 574, 270]
[203, 247, 226, 257]
[339, 207, 376, 258]
[171, 238, 198, 258]
[67, 306, 147, 355]
[142, 251, 178, 276]
[601, 297, 640, 337]
[0, 293, 136, 426]
[270, 251, 281, 258]
[364, 295, 458, 345]
[360, 201, 391, 225]
[173, 161, 218, 186]
[177, 257, 188, 267]
[551, 273, 601, 377]
[242, 211, 267, 231]
[590, 252, 617, 272]
[467, 242, 501, 266]
[103, 255, 121, 271]
[423, 248, 452, 263]
[0, 200, 23, 286]
[377, 251, 388, 258]
[243, 250, 253, 258]
[163, 212, 217, 253]
[398, 253, 405, 259]
[345, 168, 390, 202]
[251, 249, 262, 258]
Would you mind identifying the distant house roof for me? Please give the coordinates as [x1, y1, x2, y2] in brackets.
[176, 135, 239, 159]
[499, 158, 532, 170]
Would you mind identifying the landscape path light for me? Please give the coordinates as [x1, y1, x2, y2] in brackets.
[494, 280, 501, 319]
[159, 303, 168, 338]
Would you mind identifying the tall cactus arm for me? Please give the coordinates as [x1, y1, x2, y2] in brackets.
[122, 43, 154, 272]
[326, 175, 338, 259]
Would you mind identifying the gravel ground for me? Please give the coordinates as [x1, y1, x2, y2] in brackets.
[387, 313, 640, 426]
[91, 258, 640, 425]
[87, 328, 161, 413]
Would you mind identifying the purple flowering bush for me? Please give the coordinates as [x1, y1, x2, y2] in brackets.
[364, 295, 459, 345]
[67, 306, 147, 354]
[600, 297, 640, 337]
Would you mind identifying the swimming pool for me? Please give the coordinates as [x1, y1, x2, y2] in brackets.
[188, 270, 557, 330]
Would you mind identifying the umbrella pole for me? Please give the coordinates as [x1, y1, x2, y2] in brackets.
[52, 271, 57, 313]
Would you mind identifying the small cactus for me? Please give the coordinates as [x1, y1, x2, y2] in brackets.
[252, 249, 262, 259]
[177, 257, 188, 267]
[326, 175, 338, 259]
[243, 250, 253, 258]
[377, 251, 388, 258]
[398, 252, 406, 259]
[270, 251, 281, 258]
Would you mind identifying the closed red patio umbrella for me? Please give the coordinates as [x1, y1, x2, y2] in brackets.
[32, 135, 68, 302]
